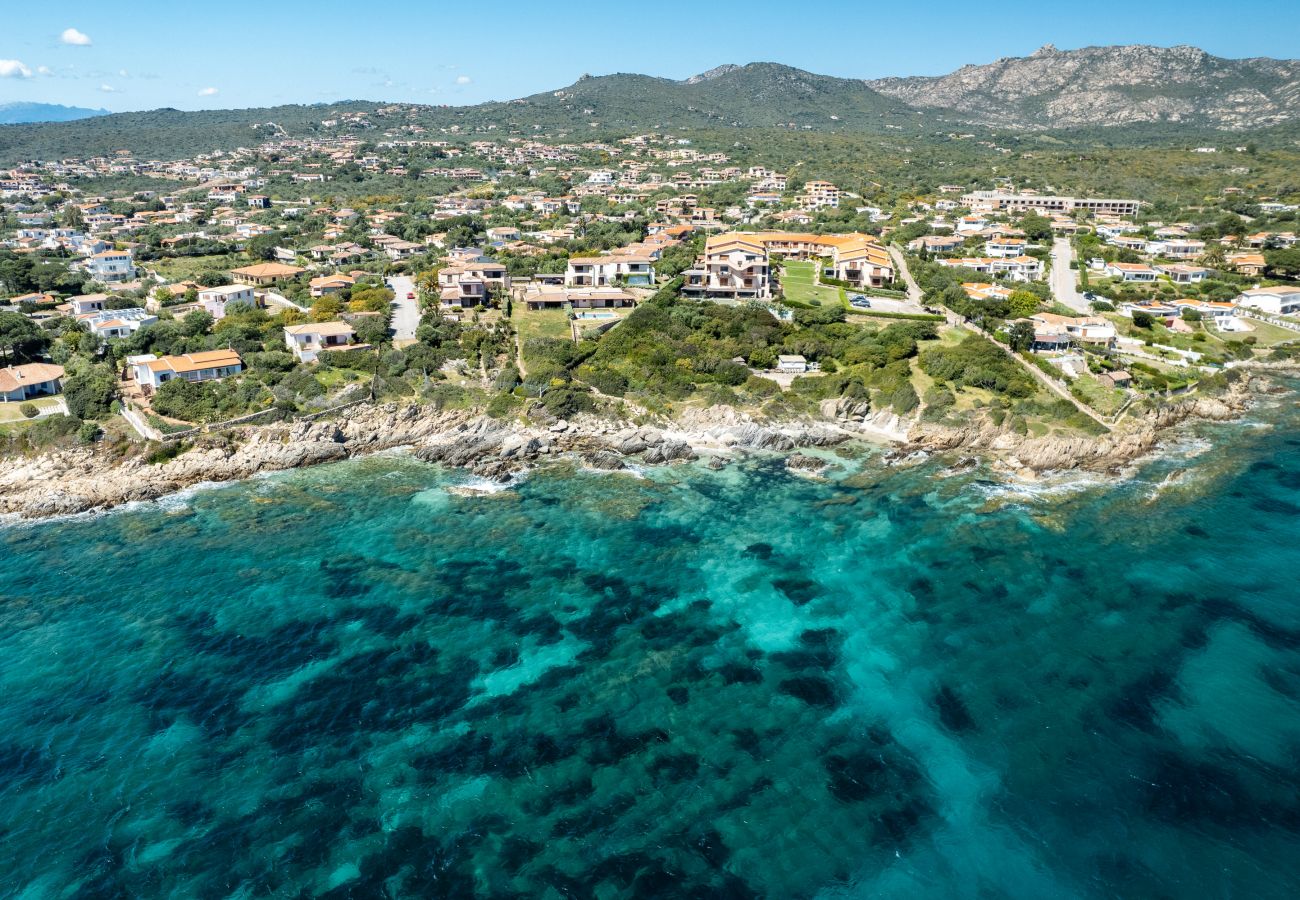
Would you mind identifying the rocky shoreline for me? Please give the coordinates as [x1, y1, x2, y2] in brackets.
[908, 376, 1260, 477]
[0, 375, 1268, 521]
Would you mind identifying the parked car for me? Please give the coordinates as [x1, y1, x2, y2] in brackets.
[407, 292, 416, 300]
[849, 294, 872, 309]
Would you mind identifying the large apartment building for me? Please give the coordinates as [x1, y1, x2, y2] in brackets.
[683, 235, 772, 300]
[961, 191, 1140, 217]
[800, 181, 841, 210]
[682, 231, 895, 300]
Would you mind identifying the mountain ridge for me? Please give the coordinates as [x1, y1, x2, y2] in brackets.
[864, 43, 1300, 130]
[2, 45, 1298, 164]
[0, 102, 108, 125]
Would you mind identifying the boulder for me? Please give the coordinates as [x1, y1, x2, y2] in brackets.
[643, 440, 697, 464]
[583, 451, 627, 471]
[785, 453, 826, 473]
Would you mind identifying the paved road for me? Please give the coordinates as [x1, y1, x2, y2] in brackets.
[387, 275, 419, 342]
[887, 244, 924, 305]
[1051, 238, 1090, 313]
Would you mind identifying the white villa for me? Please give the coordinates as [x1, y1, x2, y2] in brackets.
[1236, 286, 1300, 316]
[132, 350, 244, 392]
[198, 284, 258, 320]
[82, 249, 136, 283]
[84, 308, 157, 339]
[565, 254, 655, 288]
[284, 321, 365, 363]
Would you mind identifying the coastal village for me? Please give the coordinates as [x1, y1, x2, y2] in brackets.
[2, 118, 1298, 462]
[6, 21, 1300, 899]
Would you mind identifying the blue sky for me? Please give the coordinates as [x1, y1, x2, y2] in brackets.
[2, 0, 1298, 112]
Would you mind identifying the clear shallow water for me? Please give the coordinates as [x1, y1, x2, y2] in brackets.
[2, 400, 1299, 898]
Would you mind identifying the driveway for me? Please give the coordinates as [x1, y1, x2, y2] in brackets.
[887, 244, 924, 306]
[1051, 238, 1090, 313]
[263, 291, 309, 314]
[387, 275, 419, 342]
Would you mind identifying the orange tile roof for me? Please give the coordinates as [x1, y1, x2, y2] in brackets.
[0, 363, 65, 394]
[146, 350, 242, 375]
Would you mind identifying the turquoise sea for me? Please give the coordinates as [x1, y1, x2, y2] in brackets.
[2, 392, 1299, 899]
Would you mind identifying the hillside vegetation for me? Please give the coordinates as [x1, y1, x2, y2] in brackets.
[7, 46, 1300, 163]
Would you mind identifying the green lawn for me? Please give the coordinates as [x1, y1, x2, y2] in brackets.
[781, 261, 841, 306]
[0, 396, 62, 423]
[514, 307, 576, 343]
[1227, 320, 1300, 347]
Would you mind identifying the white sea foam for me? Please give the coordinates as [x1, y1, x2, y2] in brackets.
[448, 471, 528, 496]
[970, 468, 1109, 503]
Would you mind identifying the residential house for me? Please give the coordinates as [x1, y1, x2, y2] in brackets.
[7, 292, 56, 307]
[1028, 331, 1075, 353]
[437, 260, 511, 308]
[284, 321, 365, 363]
[441, 246, 481, 264]
[961, 283, 1014, 302]
[908, 235, 965, 254]
[1157, 264, 1209, 284]
[1147, 238, 1205, 260]
[1110, 236, 1148, 253]
[65, 293, 109, 315]
[1029, 312, 1117, 348]
[1236, 286, 1300, 315]
[1171, 299, 1241, 329]
[198, 284, 258, 320]
[1104, 262, 1158, 282]
[83, 249, 136, 283]
[309, 274, 355, 297]
[777, 355, 808, 374]
[984, 238, 1029, 258]
[522, 287, 637, 310]
[565, 253, 655, 287]
[230, 262, 304, 285]
[0, 363, 64, 403]
[827, 238, 894, 288]
[1226, 253, 1268, 277]
[764, 207, 810, 225]
[938, 256, 1042, 281]
[378, 238, 423, 260]
[85, 308, 157, 339]
[132, 349, 244, 392]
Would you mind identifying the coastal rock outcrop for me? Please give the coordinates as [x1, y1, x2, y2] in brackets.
[908, 378, 1255, 474]
[0, 373, 1264, 520]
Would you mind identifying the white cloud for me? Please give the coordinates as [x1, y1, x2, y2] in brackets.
[37, 65, 53, 76]
[119, 69, 129, 78]
[198, 86, 219, 97]
[61, 28, 93, 46]
[99, 83, 118, 93]
[0, 59, 34, 79]
[455, 75, 472, 85]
